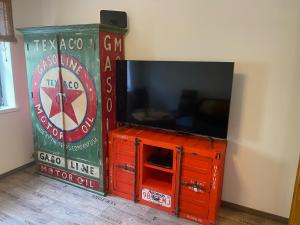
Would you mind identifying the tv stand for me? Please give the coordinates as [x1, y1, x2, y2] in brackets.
[108, 127, 227, 225]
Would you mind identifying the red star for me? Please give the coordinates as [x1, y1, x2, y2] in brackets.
[42, 75, 83, 125]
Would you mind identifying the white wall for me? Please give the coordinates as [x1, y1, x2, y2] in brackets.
[11, 0, 300, 218]
[0, 34, 34, 174]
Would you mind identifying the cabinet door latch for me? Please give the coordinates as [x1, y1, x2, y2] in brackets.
[116, 163, 135, 173]
[181, 181, 206, 192]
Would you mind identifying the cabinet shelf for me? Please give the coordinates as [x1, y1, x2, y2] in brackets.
[142, 176, 173, 194]
[141, 167, 173, 194]
[140, 143, 175, 207]
[144, 162, 174, 174]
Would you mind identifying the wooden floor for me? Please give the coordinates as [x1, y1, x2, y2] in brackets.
[0, 166, 286, 225]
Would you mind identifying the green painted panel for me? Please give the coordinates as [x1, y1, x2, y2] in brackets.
[19, 23, 127, 194]
[58, 31, 103, 183]
[20, 24, 104, 193]
[23, 33, 65, 164]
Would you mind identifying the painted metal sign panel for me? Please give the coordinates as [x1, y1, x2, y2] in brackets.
[32, 53, 97, 143]
[142, 188, 172, 208]
[38, 151, 65, 167]
[99, 32, 125, 191]
[67, 159, 100, 179]
[39, 164, 100, 191]
[19, 24, 127, 194]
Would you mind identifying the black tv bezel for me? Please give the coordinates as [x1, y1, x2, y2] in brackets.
[116, 59, 234, 140]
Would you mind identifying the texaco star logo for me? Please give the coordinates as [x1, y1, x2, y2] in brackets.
[32, 54, 97, 142]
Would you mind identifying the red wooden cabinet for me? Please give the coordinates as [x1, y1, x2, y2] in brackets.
[108, 127, 227, 225]
[108, 128, 140, 200]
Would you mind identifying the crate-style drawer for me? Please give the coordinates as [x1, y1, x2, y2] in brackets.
[182, 153, 212, 174]
[181, 168, 211, 191]
[180, 199, 209, 219]
[113, 139, 135, 163]
[180, 184, 210, 203]
[112, 162, 135, 198]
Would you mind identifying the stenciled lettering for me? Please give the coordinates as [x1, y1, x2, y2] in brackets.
[38, 151, 65, 167]
[33, 38, 84, 52]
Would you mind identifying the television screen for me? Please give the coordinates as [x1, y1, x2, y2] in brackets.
[116, 60, 234, 139]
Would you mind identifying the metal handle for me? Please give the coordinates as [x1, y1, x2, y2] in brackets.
[116, 163, 135, 173]
[181, 181, 206, 192]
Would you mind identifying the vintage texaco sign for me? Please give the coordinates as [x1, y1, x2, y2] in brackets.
[32, 54, 97, 142]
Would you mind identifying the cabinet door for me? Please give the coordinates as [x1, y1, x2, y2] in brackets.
[179, 153, 212, 220]
[57, 31, 103, 192]
[110, 137, 136, 200]
[24, 34, 66, 169]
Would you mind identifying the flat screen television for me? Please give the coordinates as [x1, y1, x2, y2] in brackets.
[116, 60, 234, 139]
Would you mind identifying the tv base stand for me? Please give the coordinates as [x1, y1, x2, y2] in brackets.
[108, 126, 227, 225]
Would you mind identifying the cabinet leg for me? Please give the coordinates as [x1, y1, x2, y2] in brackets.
[134, 138, 140, 203]
[175, 145, 183, 216]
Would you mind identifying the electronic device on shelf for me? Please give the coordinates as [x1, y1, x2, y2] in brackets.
[100, 10, 127, 28]
[116, 60, 234, 139]
[147, 154, 172, 169]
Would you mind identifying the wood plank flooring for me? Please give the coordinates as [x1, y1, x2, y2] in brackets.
[0, 166, 286, 225]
